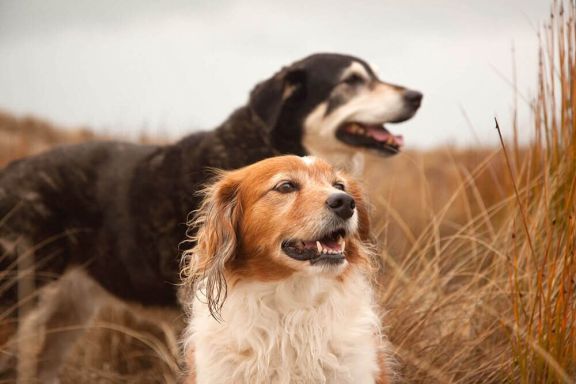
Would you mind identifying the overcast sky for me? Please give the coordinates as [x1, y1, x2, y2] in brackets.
[0, 0, 549, 148]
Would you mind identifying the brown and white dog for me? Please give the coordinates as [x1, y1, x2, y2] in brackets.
[181, 155, 392, 384]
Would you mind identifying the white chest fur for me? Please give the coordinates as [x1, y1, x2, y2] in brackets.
[186, 272, 382, 384]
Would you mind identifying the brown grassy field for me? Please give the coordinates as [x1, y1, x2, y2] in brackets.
[0, 110, 98, 167]
[1, 2, 575, 383]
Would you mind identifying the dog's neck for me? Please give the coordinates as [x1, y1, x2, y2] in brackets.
[306, 147, 367, 177]
[177, 107, 310, 170]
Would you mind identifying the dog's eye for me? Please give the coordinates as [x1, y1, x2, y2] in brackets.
[333, 182, 346, 191]
[343, 74, 365, 86]
[274, 181, 298, 193]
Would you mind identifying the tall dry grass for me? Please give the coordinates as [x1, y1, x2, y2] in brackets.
[366, 2, 575, 382]
[1, 1, 574, 382]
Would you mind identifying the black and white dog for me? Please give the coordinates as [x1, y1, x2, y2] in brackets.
[0, 53, 421, 381]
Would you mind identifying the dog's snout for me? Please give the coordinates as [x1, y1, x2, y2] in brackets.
[404, 90, 423, 108]
[326, 193, 356, 220]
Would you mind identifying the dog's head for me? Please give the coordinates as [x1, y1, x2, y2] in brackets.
[182, 155, 372, 318]
[249, 53, 422, 164]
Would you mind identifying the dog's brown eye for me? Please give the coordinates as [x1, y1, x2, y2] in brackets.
[343, 74, 365, 86]
[333, 182, 346, 191]
[275, 181, 298, 193]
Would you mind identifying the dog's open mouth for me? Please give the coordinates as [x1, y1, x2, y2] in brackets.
[281, 228, 346, 265]
[335, 122, 404, 156]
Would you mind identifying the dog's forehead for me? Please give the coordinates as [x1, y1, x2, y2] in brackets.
[296, 53, 376, 79]
[278, 156, 340, 184]
[297, 156, 337, 176]
[279, 156, 336, 177]
[241, 156, 338, 185]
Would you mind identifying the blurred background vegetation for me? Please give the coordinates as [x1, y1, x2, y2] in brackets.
[1, 1, 575, 383]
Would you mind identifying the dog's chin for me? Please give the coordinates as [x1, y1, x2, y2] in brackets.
[281, 228, 348, 267]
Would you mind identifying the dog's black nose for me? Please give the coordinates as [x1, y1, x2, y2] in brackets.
[326, 193, 356, 220]
[404, 90, 423, 108]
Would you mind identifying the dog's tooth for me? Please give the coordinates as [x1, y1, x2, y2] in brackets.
[341, 240, 346, 252]
[316, 241, 322, 253]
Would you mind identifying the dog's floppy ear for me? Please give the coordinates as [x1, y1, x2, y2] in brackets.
[182, 171, 241, 320]
[249, 66, 307, 129]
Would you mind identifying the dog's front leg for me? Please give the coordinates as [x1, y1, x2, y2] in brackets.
[19, 268, 108, 384]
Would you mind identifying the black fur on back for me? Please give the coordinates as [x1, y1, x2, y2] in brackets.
[0, 53, 367, 309]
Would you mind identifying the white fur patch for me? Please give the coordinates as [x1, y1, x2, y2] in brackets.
[186, 271, 384, 384]
[301, 156, 316, 166]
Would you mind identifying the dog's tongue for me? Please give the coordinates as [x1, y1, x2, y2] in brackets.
[366, 125, 404, 146]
